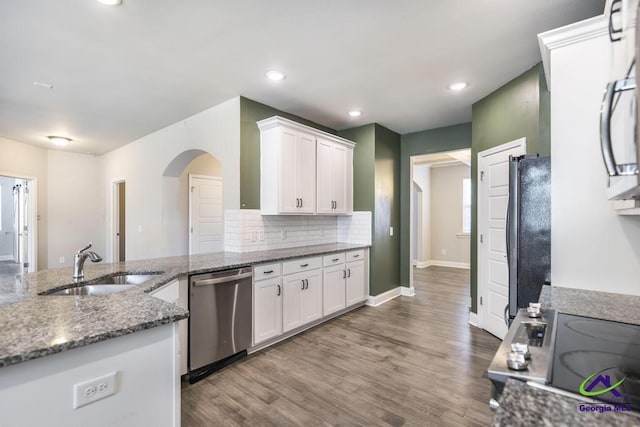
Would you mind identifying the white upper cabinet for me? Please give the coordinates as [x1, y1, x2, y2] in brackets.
[316, 138, 353, 215]
[258, 116, 354, 215]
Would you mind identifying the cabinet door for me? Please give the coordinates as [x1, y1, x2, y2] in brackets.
[332, 143, 348, 214]
[323, 264, 346, 316]
[298, 131, 317, 213]
[345, 146, 353, 214]
[346, 261, 366, 306]
[316, 139, 334, 214]
[282, 273, 305, 333]
[254, 279, 283, 344]
[279, 128, 299, 213]
[301, 269, 323, 324]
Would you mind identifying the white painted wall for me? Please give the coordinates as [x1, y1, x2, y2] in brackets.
[0, 324, 179, 427]
[548, 21, 640, 295]
[0, 176, 15, 258]
[47, 151, 104, 268]
[102, 97, 240, 262]
[413, 164, 431, 263]
[0, 137, 48, 269]
[161, 153, 222, 257]
[430, 164, 470, 265]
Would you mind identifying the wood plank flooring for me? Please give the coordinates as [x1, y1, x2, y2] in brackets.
[182, 266, 501, 426]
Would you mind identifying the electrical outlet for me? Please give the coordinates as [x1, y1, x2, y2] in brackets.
[73, 372, 117, 409]
[59, 256, 65, 264]
[441, 249, 447, 255]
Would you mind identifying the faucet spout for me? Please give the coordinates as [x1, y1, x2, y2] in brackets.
[73, 242, 103, 280]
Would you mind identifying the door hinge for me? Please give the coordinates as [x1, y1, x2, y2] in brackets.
[480, 234, 484, 243]
[480, 296, 483, 305]
[480, 171, 485, 181]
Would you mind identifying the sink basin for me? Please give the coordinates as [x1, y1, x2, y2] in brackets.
[41, 272, 164, 296]
[46, 284, 136, 296]
[90, 273, 162, 285]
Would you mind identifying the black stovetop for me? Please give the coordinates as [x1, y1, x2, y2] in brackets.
[550, 313, 640, 411]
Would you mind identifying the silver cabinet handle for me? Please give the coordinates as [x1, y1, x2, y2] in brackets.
[600, 78, 637, 177]
[193, 272, 253, 286]
[347, 268, 351, 278]
[300, 263, 309, 267]
[304, 279, 308, 290]
[263, 270, 274, 274]
[277, 284, 281, 296]
[301, 280, 305, 290]
[342, 270, 346, 279]
[300, 198, 303, 208]
[296, 198, 300, 207]
[352, 254, 360, 258]
[332, 258, 340, 262]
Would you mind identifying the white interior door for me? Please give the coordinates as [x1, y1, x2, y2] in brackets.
[478, 139, 525, 339]
[189, 175, 223, 255]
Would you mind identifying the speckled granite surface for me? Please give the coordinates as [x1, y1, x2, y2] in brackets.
[0, 243, 368, 369]
[494, 379, 639, 427]
[539, 285, 640, 325]
[493, 286, 640, 425]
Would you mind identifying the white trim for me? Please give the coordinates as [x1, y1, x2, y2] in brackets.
[366, 287, 401, 307]
[400, 286, 415, 297]
[468, 311, 478, 327]
[111, 179, 126, 264]
[538, 15, 607, 92]
[256, 116, 356, 148]
[477, 138, 527, 159]
[415, 260, 470, 269]
[0, 255, 13, 261]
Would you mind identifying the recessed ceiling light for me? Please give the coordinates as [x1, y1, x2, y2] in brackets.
[265, 70, 286, 81]
[448, 81, 468, 91]
[348, 110, 362, 117]
[48, 136, 72, 146]
[33, 81, 53, 89]
[97, 0, 122, 5]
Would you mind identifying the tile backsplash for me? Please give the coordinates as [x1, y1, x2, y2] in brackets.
[224, 210, 371, 253]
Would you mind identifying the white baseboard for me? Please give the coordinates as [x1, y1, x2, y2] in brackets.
[0, 255, 13, 261]
[366, 287, 401, 307]
[468, 311, 478, 327]
[401, 286, 415, 297]
[416, 260, 471, 269]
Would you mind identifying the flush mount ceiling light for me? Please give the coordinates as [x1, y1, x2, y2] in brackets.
[348, 110, 362, 117]
[265, 70, 286, 81]
[97, 0, 122, 5]
[48, 136, 72, 146]
[448, 81, 469, 91]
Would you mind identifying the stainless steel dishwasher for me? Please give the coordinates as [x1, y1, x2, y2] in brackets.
[188, 267, 252, 383]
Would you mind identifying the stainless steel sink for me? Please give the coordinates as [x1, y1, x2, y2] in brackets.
[41, 272, 164, 296]
[46, 284, 137, 296]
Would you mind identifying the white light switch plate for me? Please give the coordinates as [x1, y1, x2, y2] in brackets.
[73, 372, 117, 409]
[389, 227, 394, 236]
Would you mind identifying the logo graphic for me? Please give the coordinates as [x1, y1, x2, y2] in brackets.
[579, 367, 626, 398]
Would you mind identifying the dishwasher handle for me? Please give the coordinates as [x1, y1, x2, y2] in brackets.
[192, 272, 253, 287]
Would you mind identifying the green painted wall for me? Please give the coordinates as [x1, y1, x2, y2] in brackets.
[339, 124, 400, 296]
[399, 123, 472, 288]
[239, 96, 335, 209]
[470, 63, 550, 313]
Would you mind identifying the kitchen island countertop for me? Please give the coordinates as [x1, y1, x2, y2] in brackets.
[0, 243, 368, 369]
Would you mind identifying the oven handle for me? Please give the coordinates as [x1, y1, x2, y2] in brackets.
[600, 78, 637, 177]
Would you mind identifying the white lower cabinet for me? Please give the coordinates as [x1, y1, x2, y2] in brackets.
[323, 264, 347, 316]
[253, 278, 283, 345]
[151, 279, 188, 377]
[346, 260, 366, 306]
[282, 269, 322, 332]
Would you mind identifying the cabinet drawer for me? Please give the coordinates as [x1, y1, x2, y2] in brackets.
[346, 250, 365, 262]
[323, 252, 345, 267]
[282, 256, 322, 275]
[254, 263, 281, 281]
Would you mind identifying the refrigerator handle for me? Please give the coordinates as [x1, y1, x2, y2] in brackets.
[504, 304, 510, 327]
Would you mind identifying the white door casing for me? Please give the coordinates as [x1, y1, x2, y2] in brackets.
[189, 174, 223, 255]
[477, 139, 526, 339]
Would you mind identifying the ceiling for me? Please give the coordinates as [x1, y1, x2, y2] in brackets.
[413, 149, 471, 167]
[0, 0, 605, 155]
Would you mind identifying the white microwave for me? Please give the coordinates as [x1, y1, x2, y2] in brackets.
[600, 0, 640, 201]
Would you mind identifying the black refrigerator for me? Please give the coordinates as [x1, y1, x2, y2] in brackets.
[506, 155, 551, 323]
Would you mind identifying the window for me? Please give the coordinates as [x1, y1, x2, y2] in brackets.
[462, 178, 471, 234]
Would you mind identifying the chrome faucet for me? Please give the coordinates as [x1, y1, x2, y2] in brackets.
[73, 243, 103, 280]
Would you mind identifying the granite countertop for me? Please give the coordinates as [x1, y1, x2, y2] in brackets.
[0, 243, 368, 369]
[493, 285, 640, 425]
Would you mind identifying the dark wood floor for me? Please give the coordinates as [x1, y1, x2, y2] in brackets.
[182, 266, 501, 426]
